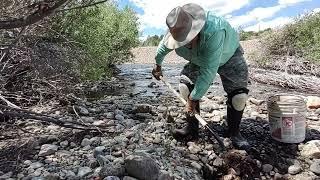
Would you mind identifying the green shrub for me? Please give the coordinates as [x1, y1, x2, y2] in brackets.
[263, 12, 320, 64]
[141, 35, 163, 46]
[52, 3, 139, 80]
[239, 28, 271, 41]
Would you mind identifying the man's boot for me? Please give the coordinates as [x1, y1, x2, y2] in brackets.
[227, 105, 250, 150]
[226, 89, 250, 150]
[172, 102, 200, 140]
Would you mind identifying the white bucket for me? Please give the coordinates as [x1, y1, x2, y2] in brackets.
[267, 94, 307, 143]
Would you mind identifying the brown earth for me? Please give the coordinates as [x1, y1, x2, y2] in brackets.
[130, 40, 263, 65]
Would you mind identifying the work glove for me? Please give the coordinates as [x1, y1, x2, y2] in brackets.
[152, 64, 162, 80]
[185, 96, 200, 117]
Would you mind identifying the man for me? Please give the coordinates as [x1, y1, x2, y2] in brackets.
[152, 3, 250, 150]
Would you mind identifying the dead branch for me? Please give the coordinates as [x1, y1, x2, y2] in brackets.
[0, 26, 27, 64]
[250, 68, 320, 93]
[0, 94, 21, 109]
[0, 0, 69, 29]
[57, 0, 109, 12]
[0, 104, 115, 132]
[72, 105, 107, 136]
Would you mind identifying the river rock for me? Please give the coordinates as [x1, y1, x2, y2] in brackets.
[157, 170, 174, 180]
[310, 159, 320, 175]
[81, 138, 93, 147]
[249, 97, 265, 105]
[262, 164, 273, 173]
[288, 164, 302, 175]
[212, 157, 224, 167]
[38, 144, 58, 156]
[148, 82, 156, 88]
[201, 103, 219, 112]
[0, 172, 12, 179]
[99, 163, 126, 178]
[300, 140, 320, 158]
[115, 114, 125, 121]
[123, 176, 138, 180]
[188, 142, 201, 154]
[29, 162, 43, 169]
[104, 176, 121, 180]
[133, 104, 153, 113]
[306, 96, 320, 109]
[94, 146, 106, 158]
[124, 155, 160, 180]
[60, 140, 69, 147]
[77, 167, 92, 177]
[293, 172, 318, 180]
[78, 106, 90, 116]
[191, 162, 202, 171]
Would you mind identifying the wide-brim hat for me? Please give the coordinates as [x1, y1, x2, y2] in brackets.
[163, 3, 206, 49]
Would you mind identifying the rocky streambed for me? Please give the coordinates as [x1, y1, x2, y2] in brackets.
[0, 64, 320, 180]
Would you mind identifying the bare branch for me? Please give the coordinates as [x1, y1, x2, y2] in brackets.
[0, 26, 27, 63]
[0, 94, 21, 109]
[57, 0, 109, 12]
[0, 0, 69, 29]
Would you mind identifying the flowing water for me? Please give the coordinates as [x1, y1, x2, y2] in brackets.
[116, 63, 309, 100]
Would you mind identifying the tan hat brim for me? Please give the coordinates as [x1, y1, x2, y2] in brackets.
[164, 4, 206, 49]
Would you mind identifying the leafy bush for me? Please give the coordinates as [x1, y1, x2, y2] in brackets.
[52, 3, 139, 80]
[263, 12, 320, 64]
[239, 28, 272, 41]
[141, 35, 163, 46]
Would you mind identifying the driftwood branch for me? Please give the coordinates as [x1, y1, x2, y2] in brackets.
[250, 68, 320, 93]
[0, 0, 69, 29]
[0, 104, 115, 132]
[0, 94, 21, 109]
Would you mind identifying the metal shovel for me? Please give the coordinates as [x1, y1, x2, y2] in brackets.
[160, 76, 225, 150]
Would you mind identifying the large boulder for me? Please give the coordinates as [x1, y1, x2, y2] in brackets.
[124, 155, 160, 180]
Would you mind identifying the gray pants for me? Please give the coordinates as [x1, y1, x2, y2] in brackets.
[180, 46, 248, 94]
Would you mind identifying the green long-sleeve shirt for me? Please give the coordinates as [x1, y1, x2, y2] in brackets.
[155, 11, 240, 100]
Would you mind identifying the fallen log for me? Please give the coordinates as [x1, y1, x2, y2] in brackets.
[250, 68, 320, 93]
[0, 104, 115, 132]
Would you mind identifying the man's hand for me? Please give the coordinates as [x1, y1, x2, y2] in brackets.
[152, 64, 162, 80]
[185, 96, 200, 117]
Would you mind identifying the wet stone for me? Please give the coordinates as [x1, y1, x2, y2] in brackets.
[123, 176, 139, 180]
[125, 155, 160, 180]
[94, 146, 106, 158]
[262, 164, 273, 173]
[81, 138, 92, 147]
[104, 176, 121, 180]
[310, 159, 320, 175]
[191, 162, 202, 171]
[288, 164, 302, 175]
[38, 144, 58, 156]
[77, 167, 92, 177]
[188, 142, 201, 154]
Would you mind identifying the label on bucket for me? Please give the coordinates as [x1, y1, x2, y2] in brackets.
[269, 113, 306, 143]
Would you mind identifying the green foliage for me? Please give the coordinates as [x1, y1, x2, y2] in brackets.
[239, 28, 271, 41]
[264, 12, 320, 63]
[141, 35, 163, 46]
[52, 3, 139, 80]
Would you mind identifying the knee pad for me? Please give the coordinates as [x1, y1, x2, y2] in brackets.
[228, 88, 249, 111]
[232, 93, 248, 111]
[179, 75, 194, 101]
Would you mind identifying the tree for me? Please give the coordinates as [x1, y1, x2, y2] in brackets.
[0, 0, 109, 29]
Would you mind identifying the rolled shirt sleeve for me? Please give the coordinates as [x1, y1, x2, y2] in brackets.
[155, 40, 173, 65]
[190, 30, 226, 100]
